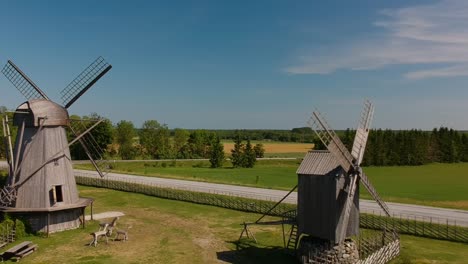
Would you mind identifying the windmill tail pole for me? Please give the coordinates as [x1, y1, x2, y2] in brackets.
[12, 119, 104, 188]
[255, 185, 297, 224]
[13, 120, 25, 175]
[2, 116, 15, 175]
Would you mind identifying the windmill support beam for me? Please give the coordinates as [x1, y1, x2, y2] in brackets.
[254, 185, 297, 224]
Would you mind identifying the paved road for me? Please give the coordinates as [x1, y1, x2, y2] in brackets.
[2, 161, 467, 226]
[74, 169, 468, 227]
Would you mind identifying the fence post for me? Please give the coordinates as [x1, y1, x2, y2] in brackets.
[454, 220, 457, 240]
[422, 217, 425, 236]
[446, 219, 449, 239]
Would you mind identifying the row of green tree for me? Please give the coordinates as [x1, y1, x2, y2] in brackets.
[336, 127, 468, 166]
[1, 107, 468, 167]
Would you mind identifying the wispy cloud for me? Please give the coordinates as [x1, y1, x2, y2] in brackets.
[285, 0, 468, 79]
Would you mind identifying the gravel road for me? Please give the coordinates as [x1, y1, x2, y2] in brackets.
[1, 161, 467, 227]
[74, 169, 468, 227]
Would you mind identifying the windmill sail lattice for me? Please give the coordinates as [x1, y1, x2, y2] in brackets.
[351, 100, 374, 165]
[69, 119, 110, 177]
[61, 56, 112, 108]
[1, 60, 50, 100]
[308, 111, 354, 171]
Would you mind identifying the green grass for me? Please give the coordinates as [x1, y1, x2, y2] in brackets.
[76, 161, 468, 210]
[9, 186, 468, 263]
[392, 235, 468, 264]
[77, 159, 300, 190]
[362, 163, 468, 209]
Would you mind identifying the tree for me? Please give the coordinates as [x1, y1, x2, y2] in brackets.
[231, 132, 244, 167]
[244, 139, 256, 168]
[253, 143, 265, 158]
[69, 113, 113, 160]
[0, 108, 17, 160]
[140, 120, 171, 159]
[116, 120, 136, 159]
[187, 130, 212, 158]
[209, 136, 225, 168]
[173, 128, 189, 158]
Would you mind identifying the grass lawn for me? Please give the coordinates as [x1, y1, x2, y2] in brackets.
[10, 186, 468, 263]
[76, 160, 468, 210]
[76, 159, 301, 190]
[363, 163, 468, 210]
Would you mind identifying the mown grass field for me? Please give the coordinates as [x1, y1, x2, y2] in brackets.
[76, 160, 468, 210]
[7, 186, 467, 264]
[77, 159, 300, 190]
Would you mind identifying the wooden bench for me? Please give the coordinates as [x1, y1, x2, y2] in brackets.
[114, 226, 132, 242]
[1, 241, 38, 261]
[12, 244, 38, 262]
[89, 223, 109, 247]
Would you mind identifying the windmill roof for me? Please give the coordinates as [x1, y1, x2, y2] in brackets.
[14, 99, 69, 127]
[296, 150, 343, 175]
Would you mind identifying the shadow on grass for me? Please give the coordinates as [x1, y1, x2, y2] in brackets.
[216, 239, 297, 264]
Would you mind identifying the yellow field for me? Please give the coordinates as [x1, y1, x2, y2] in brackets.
[223, 142, 314, 154]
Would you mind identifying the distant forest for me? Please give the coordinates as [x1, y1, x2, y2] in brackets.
[202, 127, 468, 166]
[1, 106, 467, 166]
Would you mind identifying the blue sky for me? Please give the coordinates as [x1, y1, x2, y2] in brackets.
[1, 0, 467, 130]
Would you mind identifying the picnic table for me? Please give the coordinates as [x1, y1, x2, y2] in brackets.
[1, 241, 38, 262]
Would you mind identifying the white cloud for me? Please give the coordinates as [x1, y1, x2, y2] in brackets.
[285, 0, 468, 79]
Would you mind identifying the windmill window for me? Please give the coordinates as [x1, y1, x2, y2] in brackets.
[50, 185, 64, 205]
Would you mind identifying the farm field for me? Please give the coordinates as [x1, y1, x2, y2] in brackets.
[76, 161, 468, 210]
[222, 141, 313, 158]
[11, 186, 468, 264]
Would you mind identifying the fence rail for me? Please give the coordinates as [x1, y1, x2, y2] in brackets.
[75, 174, 468, 244]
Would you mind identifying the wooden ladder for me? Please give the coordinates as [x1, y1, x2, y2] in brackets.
[286, 224, 298, 250]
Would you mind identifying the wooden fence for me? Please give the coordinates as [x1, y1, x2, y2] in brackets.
[357, 230, 400, 264]
[360, 213, 468, 243]
[75, 175, 468, 244]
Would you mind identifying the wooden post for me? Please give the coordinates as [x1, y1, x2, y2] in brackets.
[46, 213, 50, 237]
[82, 208, 85, 229]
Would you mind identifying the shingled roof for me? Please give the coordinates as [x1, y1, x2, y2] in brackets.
[296, 150, 342, 175]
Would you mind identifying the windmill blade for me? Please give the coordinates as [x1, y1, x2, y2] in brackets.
[69, 119, 110, 177]
[337, 174, 358, 243]
[351, 100, 374, 165]
[360, 172, 391, 216]
[308, 110, 354, 172]
[1, 60, 50, 100]
[61, 57, 112, 109]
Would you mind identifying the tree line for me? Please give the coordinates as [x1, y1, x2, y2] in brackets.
[1, 107, 468, 167]
[336, 127, 468, 166]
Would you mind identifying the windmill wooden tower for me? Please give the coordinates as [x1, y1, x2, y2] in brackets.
[0, 57, 112, 233]
[294, 100, 392, 262]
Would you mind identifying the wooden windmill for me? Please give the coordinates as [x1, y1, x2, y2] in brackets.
[238, 100, 394, 262]
[0, 57, 112, 233]
[294, 100, 391, 259]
